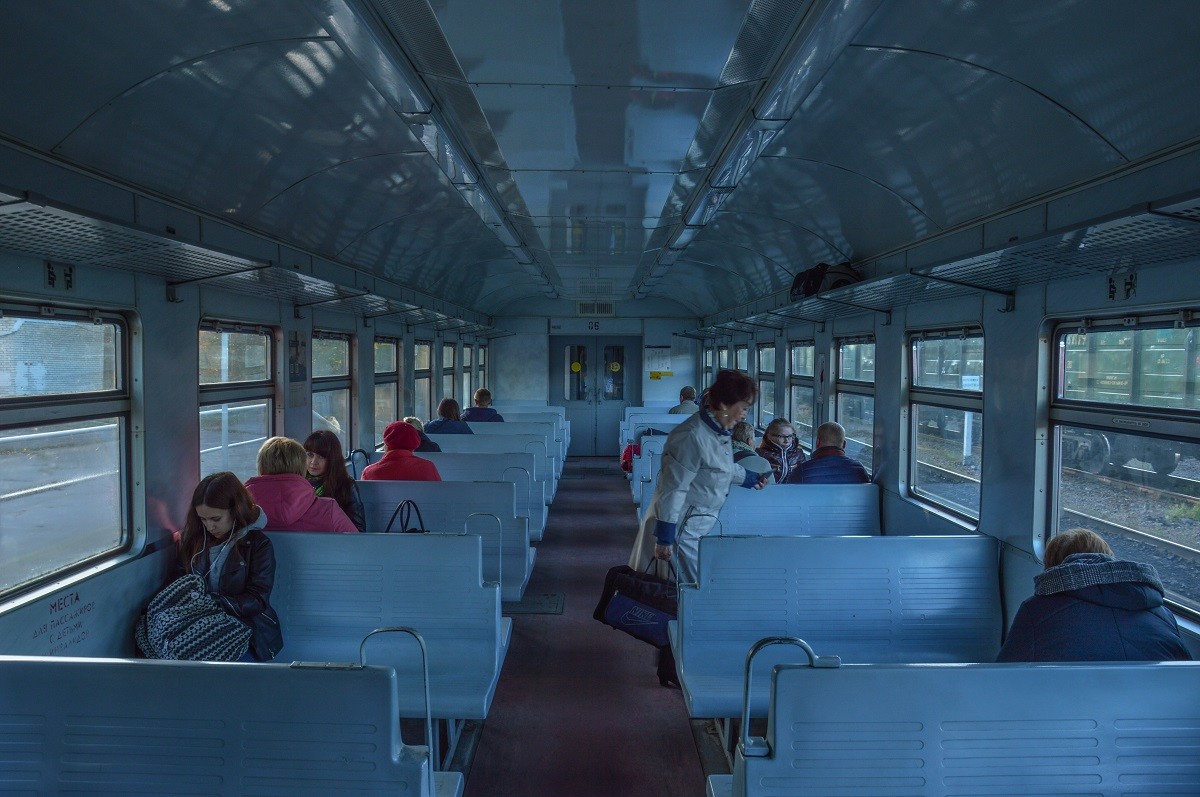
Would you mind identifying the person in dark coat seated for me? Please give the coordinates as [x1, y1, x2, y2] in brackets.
[461, 387, 505, 422]
[403, 416, 441, 452]
[424, 398, 474, 435]
[997, 529, 1192, 662]
[755, 418, 806, 483]
[795, 421, 869, 484]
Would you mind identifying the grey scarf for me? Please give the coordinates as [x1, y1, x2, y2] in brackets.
[1035, 552, 1164, 596]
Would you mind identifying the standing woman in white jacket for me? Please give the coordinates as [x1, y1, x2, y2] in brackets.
[630, 369, 767, 584]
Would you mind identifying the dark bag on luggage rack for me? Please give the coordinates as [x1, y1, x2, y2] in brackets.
[592, 561, 677, 648]
[384, 499, 427, 533]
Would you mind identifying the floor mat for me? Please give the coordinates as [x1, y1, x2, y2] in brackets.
[502, 592, 565, 615]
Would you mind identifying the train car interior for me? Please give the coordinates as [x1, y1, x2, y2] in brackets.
[2, 1, 1199, 794]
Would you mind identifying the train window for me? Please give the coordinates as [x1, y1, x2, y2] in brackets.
[704, 346, 714, 386]
[312, 331, 352, 450]
[908, 333, 984, 521]
[1051, 320, 1200, 616]
[478, 345, 488, 390]
[198, 323, 273, 480]
[718, 345, 729, 369]
[836, 339, 875, 472]
[463, 344, 474, 407]
[734, 344, 749, 371]
[1, 310, 129, 598]
[756, 343, 776, 427]
[374, 337, 399, 446]
[442, 343, 457, 406]
[414, 340, 432, 421]
[788, 342, 816, 448]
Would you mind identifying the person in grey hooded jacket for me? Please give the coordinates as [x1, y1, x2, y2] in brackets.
[997, 529, 1191, 662]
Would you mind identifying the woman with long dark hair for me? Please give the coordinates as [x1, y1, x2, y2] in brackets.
[175, 472, 282, 661]
[303, 430, 366, 532]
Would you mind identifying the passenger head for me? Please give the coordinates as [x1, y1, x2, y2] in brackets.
[679, 385, 696, 402]
[179, 472, 259, 564]
[764, 418, 798, 448]
[302, 430, 345, 479]
[731, 421, 755, 446]
[437, 397, 462, 420]
[1043, 529, 1113, 569]
[473, 388, 492, 407]
[256, 436, 307, 476]
[704, 370, 758, 430]
[404, 416, 425, 432]
[815, 421, 847, 449]
[382, 420, 421, 451]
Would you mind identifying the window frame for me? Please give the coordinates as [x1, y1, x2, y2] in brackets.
[1048, 313, 1200, 620]
[905, 329, 984, 522]
[835, 336, 877, 474]
[198, 320, 277, 480]
[788, 340, 817, 450]
[0, 305, 133, 600]
[311, 329, 354, 448]
[373, 336, 400, 447]
[413, 339, 433, 421]
[756, 342, 776, 428]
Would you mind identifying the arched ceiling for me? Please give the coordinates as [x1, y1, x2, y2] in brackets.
[0, 0, 1198, 322]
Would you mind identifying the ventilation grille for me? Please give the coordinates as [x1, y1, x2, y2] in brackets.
[578, 277, 614, 296]
[577, 301, 615, 317]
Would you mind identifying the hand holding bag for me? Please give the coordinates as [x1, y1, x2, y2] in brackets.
[592, 561, 677, 648]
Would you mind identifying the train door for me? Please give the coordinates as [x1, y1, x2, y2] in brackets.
[551, 336, 641, 456]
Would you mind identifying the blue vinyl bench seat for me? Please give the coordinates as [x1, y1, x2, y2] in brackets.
[0, 655, 464, 796]
[710, 659, 1200, 797]
[671, 534, 1001, 718]
[268, 531, 511, 722]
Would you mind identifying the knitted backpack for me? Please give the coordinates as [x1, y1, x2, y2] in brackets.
[134, 573, 251, 661]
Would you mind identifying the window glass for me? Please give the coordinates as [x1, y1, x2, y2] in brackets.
[463, 368, 473, 407]
[911, 404, 982, 519]
[837, 393, 874, 472]
[0, 316, 122, 396]
[312, 337, 349, 378]
[464, 345, 473, 369]
[313, 388, 349, 450]
[1060, 328, 1197, 409]
[414, 341, 432, 370]
[442, 374, 454, 404]
[735, 345, 749, 371]
[603, 345, 625, 401]
[200, 399, 271, 478]
[840, 342, 876, 383]
[790, 385, 815, 449]
[374, 383, 397, 444]
[198, 329, 268, 385]
[565, 345, 587, 401]
[790, 344, 814, 378]
[0, 312, 129, 598]
[757, 345, 775, 374]
[757, 379, 776, 427]
[415, 376, 431, 422]
[913, 337, 983, 391]
[374, 340, 397, 373]
[442, 343, 456, 369]
[718, 346, 729, 368]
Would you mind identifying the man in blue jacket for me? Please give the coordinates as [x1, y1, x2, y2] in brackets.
[795, 421, 869, 484]
[462, 388, 505, 422]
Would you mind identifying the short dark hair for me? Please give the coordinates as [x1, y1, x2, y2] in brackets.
[705, 369, 757, 409]
[437, 397, 462, 420]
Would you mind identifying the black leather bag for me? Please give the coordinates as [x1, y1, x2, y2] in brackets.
[593, 562, 677, 648]
[384, 499, 426, 533]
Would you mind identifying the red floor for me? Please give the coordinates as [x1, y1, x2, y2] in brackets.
[464, 457, 704, 797]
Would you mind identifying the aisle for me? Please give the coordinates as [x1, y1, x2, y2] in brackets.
[464, 457, 703, 797]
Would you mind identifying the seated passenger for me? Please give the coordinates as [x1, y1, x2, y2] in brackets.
[362, 421, 443, 482]
[404, 416, 442, 452]
[175, 472, 282, 661]
[669, 385, 700, 415]
[302, 430, 366, 532]
[424, 397, 474, 435]
[245, 437, 357, 532]
[461, 387, 505, 422]
[997, 529, 1192, 662]
[730, 421, 757, 463]
[756, 418, 806, 483]
[795, 421, 869, 484]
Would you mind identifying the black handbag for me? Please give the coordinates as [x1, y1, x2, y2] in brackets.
[384, 498, 427, 533]
[592, 561, 677, 648]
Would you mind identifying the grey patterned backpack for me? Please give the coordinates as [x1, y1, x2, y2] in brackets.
[134, 573, 251, 661]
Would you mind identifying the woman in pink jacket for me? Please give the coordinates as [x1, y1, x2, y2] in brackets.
[244, 437, 357, 533]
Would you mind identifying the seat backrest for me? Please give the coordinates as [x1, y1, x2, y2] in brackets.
[737, 660, 1200, 797]
[356, 479, 532, 600]
[416, 451, 544, 535]
[428, 433, 557, 483]
[0, 655, 433, 794]
[717, 483, 880, 535]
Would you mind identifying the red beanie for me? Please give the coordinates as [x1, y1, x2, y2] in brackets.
[383, 420, 421, 451]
